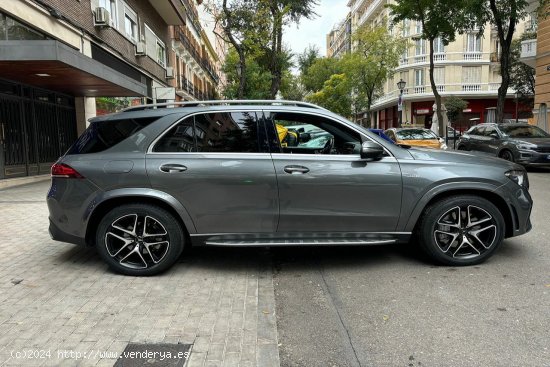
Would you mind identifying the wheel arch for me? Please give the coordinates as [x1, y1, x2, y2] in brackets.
[405, 187, 514, 238]
[84, 191, 196, 246]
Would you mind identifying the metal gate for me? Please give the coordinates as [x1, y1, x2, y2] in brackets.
[0, 79, 77, 179]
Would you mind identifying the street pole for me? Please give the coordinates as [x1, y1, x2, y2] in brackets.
[398, 90, 403, 128]
[515, 95, 519, 123]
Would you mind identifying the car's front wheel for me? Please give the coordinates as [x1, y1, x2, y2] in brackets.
[417, 195, 505, 266]
[96, 204, 184, 276]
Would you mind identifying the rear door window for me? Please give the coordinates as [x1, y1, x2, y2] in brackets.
[68, 117, 158, 154]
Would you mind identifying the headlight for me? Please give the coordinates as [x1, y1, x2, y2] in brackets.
[518, 144, 536, 150]
[505, 170, 529, 189]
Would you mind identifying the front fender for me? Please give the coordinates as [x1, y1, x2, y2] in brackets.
[401, 181, 506, 232]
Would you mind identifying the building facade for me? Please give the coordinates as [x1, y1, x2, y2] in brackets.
[326, 13, 352, 58]
[0, 0, 222, 180]
[347, 0, 531, 131]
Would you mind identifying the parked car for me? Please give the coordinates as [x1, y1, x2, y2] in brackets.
[384, 128, 448, 150]
[456, 123, 550, 166]
[368, 129, 395, 144]
[48, 101, 532, 275]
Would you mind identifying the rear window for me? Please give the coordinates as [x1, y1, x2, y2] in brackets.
[67, 117, 158, 154]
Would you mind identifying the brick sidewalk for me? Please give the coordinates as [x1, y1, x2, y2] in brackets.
[0, 182, 280, 367]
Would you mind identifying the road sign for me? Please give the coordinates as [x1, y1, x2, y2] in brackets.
[155, 87, 176, 100]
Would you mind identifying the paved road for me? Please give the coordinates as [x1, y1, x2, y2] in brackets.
[0, 182, 280, 367]
[273, 169, 550, 367]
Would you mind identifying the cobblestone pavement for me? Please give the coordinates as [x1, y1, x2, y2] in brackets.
[0, 181, 280, 367]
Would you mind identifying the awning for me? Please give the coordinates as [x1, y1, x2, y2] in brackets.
[0, 40, 147, 97]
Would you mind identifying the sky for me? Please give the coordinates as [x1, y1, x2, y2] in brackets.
[284, 0, 350, 58]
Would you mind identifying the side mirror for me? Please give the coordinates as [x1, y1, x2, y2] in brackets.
[360, 141, 384, 161]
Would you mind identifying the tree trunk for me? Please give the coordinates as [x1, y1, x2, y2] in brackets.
[222, 0, 246, 99]
[428, 38, 444, 137]
[237, 51, 247, 99]
[497, 43, 512, 122]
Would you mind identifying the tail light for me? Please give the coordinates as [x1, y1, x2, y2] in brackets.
[51, 163, 84, 178]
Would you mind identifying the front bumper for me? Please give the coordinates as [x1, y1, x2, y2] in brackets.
[495, 180, 533, 238]
[517, 149, 550, 166]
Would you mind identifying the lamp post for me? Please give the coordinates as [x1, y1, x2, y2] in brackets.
[397, 79, 406, 128]
[515, 91, 519, 123]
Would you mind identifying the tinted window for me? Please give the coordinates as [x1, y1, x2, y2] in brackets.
[395, 129, 438, 140]
[266, 112, 361, 155]
[194, 112, 260, 153]
[153, 118, 195, 152]
[483, 127, 497, 137]
[68, 117, 158, 154]
[499, 125, 550, 138]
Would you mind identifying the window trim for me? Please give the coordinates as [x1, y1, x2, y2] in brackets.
[144, 23, 166, 68]
[98, 0, 118, 29]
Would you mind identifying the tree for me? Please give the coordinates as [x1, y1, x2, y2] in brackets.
[207, 0, 270, 98]
[222, 47, 272, 99]
[468, 0, 537, 122]
[302, 57, 343, 93]
[389, 0, 471, 135]
[341, 25, 405, 126]
[297, 44, 320, 75]
[445, 96, 469, 125]
[307, 74, 352, 116]
[262, 0, 319, 98]
[509, 31, 536, 98]
[280, 71, 307, 101]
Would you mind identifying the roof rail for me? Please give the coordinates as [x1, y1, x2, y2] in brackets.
[121, 100, 328, 113]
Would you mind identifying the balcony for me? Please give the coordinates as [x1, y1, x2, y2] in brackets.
[463, 52, 482, 61]
[520, 39, 537, 68]
[147, 0, 185, 25]
[174, 27, 220, 83]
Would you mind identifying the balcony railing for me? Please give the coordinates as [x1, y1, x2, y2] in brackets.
[462, 84, 481, 92]
[176, 28, 220, 83]
[463, 52, 482, 60]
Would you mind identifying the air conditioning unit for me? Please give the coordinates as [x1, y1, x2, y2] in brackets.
[93, 7, 110, 27]
[165, 67, 174, 79]
[135, 41, 146, 56]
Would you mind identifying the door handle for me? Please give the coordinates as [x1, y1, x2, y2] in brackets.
[284, 165, 310, 174]
[160, 164, 188, 173]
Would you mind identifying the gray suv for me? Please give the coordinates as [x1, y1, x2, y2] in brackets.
[457, 123, 550, 166]
[47, 101, 533, 275]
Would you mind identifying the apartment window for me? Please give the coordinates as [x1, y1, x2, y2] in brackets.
[144, 24, 166, 67]
[415, 21, 423, 35]
[462, 66, 481, 84]
[414, 69, 424, 86]
[99, 0, 118, 28]
[415, 39, 426, 55]
[402, 19, 410, 37]
[0, 12, 47, 40]
[434, 67, 445, 85]
[123, 3, 138, 43]
[434, 37, 445, 53]
[466, 33, 482, 52]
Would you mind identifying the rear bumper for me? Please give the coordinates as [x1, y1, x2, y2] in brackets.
[49, 218, 86, 246]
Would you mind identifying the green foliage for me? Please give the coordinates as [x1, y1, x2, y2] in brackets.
[222, 47, 272, 99]
[445, 96, 469, 124]
[280, 71, 307, 101]
[509, 32, 536, 98]
[341, 25, 406, 124]
[297, 44, 320, 75]
[307, 74, 352, 117]
[302, 57, 343, 93]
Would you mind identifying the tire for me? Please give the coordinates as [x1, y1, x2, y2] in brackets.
[416, 195, 505, 266]
[96, 203, 184, 276]
[499, 149, 515, 162]
[457, 144, 468, 151]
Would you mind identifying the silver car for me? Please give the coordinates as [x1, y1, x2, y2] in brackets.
[47, 101, 533, 275]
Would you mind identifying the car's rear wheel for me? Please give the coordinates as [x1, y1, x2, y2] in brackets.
[499, 149, 515, 162]
[417, 195, 505, 266]
[96, 204, 184, 276]
[457, 144, 468, 151]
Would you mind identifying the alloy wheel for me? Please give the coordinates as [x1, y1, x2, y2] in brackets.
[433, 205, 498, 259]
[105, 214, 170, 269]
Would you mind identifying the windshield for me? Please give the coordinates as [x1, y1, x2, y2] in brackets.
[499, 125, 550, 138]
[396, 129, 438, 140]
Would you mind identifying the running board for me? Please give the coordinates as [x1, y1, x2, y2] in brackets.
[204, 239, 398, 247]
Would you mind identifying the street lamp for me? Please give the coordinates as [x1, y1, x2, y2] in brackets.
[397, 79, 406, 128]
[515, 90, 519, 123]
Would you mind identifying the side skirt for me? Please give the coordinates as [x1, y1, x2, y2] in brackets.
[190, 232, 411, 247]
